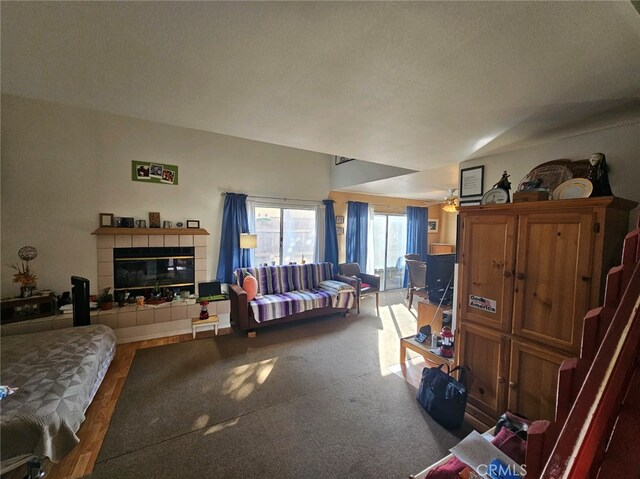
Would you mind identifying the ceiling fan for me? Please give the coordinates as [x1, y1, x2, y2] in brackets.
[424, 189, 458, 213]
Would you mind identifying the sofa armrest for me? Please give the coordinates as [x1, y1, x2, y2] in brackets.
[359, 273, 381, 290]
[229, 284, 249, 330]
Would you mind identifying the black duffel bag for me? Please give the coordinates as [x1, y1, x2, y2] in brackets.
[416, 364, 469, 430]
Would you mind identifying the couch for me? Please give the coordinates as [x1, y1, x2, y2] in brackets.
[229, 262, 357, 334]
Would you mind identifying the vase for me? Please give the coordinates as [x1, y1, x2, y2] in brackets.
[20, 286, 34, 298]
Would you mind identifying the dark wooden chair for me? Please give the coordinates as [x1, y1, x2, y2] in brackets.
[406, 259, 428, 310]
[403, 254, 420, 299]
[338, 262, 380, 315]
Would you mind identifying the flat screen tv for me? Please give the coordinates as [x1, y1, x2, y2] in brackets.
[71, 276, 90, 327]
[426, 253, 455, 305]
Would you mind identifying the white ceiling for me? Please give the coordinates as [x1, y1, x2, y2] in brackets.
[2, 2, 640, 198]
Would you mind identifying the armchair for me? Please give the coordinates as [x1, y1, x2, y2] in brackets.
[406, 259, 428, 310]
[338, 263, 380, 315]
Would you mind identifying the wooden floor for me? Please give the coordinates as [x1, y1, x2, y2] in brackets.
[8, 324, 422, 479]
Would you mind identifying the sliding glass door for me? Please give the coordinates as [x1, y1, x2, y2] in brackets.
[372, 214, 407, 291]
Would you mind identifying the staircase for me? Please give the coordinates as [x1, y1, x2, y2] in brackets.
[525, 224, 640, 478]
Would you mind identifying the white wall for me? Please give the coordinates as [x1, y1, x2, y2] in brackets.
[459, 121, 640, 227]
[1, 95, 331, 296]
[331, 159, 416, 190]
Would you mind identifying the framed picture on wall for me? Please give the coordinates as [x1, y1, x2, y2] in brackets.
[428, 219, 439, 233]
[460, 165, 484, 197]
[336, 227, 345, 235]
[336, 215, 345, 224]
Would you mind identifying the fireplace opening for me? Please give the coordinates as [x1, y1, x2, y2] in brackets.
[113, 247, 195, 294]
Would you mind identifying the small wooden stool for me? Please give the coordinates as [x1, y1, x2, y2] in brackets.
[192, 315, 219, 338]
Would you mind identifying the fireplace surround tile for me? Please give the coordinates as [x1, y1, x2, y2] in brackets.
[171, 304, 187, 321]
[115, 235, 132, 248]
[153, 307, 171, 323]
[132, 235, 149, 247]
[98, 275, 114, 291]
[97, 248, 113, 263]
[194, 235, 207, 247]
[164, 235, 179, 247]
[149, 235, 164, 247]
[136, 309, 154, 325]
[179, 235, 194, 247]
[97, 235, 115, 248]
[117, 311, 137, 328]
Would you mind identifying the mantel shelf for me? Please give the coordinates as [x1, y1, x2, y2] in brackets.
[92, 227, 209, 236]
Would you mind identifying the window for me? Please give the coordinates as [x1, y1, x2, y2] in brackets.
[253, 206, 317, 265]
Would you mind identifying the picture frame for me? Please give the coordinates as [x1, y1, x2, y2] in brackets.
[428, 219, 439, 234]
[460, 165, 484, 198]
[336, 227, 345, 235]
[99, 213, 114, 227]
[149, 212, 161, 228]
[186, 220, 200, 229]
[459, 199, 482, 207]
[336, 215, 345, 224]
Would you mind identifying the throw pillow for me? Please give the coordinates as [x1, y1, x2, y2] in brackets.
[243, 274, 258, 301]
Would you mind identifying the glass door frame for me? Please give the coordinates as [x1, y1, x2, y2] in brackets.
[373, 212, 406, 291]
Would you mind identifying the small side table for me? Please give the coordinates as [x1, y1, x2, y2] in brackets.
[400, 334, 455, 368]
[192, 315, 219, 338]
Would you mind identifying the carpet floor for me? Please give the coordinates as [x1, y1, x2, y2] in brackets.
[89, 292, 469, 478]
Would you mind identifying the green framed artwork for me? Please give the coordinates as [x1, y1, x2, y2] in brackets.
[131, 161, 179, 185]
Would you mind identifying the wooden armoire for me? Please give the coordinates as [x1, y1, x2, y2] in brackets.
[455, 196, 637, 429]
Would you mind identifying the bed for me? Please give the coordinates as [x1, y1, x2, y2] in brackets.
[0, 324, 116, 473]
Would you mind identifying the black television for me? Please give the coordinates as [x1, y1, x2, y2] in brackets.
[426, 253, 455, 305]
[71, 276, 90, 327]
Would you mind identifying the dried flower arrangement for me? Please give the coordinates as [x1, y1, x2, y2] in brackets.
[12, 262, 38, 288]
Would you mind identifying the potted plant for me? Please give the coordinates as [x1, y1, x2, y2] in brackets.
[98, 292, 114, 310]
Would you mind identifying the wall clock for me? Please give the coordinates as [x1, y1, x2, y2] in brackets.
[481, 188, 509, 205]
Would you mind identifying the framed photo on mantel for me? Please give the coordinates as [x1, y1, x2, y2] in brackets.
[460, 165, 484, 198]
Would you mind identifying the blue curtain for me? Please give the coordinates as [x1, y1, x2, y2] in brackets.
[216, 193, 250, 283]
[346, 201, 369, 271]
[323, 200, 339, 274]
[405, 206, 429, 286]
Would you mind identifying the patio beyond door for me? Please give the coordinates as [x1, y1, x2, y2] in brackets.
[372, 214, 407, 291]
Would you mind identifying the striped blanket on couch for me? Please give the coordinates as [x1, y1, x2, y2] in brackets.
[234, 263, 355, 323]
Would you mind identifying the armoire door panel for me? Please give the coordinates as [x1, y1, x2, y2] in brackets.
[508, 340, 568, 422]
[512, 211, 595, 352]
[458, 322, 509, 419]
[459, 214, 516, 333]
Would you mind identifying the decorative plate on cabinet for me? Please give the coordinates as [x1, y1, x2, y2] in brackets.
[481, 188, 509, 205]
[552, 178, 593, 200]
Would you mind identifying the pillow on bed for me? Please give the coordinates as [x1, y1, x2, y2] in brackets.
[243, 274, 258, 301]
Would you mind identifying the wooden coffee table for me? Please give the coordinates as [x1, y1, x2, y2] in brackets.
[400, 334, 455, 368]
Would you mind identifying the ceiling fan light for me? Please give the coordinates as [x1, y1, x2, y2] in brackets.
[443, 203, 458, 214]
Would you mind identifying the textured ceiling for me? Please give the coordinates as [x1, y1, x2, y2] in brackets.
[2, 2, 640, 196]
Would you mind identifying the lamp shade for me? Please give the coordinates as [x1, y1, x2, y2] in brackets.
[239, 233, 257, 249]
